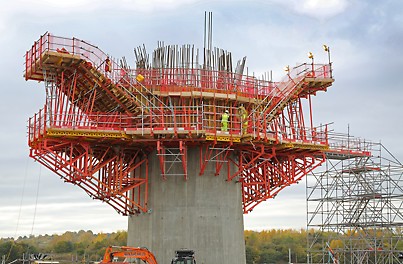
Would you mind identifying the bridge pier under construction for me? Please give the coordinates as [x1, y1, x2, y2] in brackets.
[128, 148, 245, 264]
[22, 28, 374, 264]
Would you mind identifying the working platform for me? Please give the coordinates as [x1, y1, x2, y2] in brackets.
[24, 33, 369, 215]
[26, 34, 333, 145]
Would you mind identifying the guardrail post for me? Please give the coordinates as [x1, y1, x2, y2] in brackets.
[72, 37, 75, 55]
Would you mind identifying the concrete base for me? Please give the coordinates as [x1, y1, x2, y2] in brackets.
[128, 147, 246, 264]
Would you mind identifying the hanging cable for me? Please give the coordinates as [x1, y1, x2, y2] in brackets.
[5, 157, 30, 262]
[14, 158, 30, 236]
[30, 165, 42, 236]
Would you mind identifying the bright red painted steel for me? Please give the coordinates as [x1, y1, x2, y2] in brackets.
[24, 33, 332, 99]
[24, 33, 370, 215]
[29, 138, 149, 215]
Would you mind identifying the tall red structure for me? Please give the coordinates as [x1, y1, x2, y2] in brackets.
[24, 31, 375, 263]
[24, 33, 370, 215]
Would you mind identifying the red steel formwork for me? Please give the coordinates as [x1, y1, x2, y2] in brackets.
[24, 33, 368, 215]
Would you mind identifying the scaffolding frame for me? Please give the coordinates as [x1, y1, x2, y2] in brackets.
[307, 142, 403, 264]
[24, 32, 356, 216]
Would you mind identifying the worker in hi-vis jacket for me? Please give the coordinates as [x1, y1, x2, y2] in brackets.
[238, 105, 248, 134]
[221, 110, 229, 132]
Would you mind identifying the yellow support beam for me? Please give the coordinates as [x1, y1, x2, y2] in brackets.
[47, 128, 130, 140]
[276, 142, 329, 151]
[206, 134, 241, 143]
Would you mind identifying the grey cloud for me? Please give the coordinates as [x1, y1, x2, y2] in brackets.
[1, 0, 403, 237]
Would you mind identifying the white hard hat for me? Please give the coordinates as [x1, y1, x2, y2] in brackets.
[225, 110, 229, 113]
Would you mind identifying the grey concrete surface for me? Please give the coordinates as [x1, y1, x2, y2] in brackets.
[128, 147, 246, 264]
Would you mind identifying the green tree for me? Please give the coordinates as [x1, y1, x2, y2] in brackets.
[0, 240, 38, 262]
[245, 245, 260, 264]
[53, 241, 74, 253]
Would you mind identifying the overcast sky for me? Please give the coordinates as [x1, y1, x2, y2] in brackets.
[1, 0, 402, 238]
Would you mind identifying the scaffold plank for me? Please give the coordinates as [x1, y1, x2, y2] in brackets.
[47, 128, 130, 139]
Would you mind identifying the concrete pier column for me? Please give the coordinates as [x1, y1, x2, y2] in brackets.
[128, 147, 246, 264]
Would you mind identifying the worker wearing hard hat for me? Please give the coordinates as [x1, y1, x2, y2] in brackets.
[221, 110, 229, 132]
[238, 105, 248, 135]
[105, 57, 112, 73]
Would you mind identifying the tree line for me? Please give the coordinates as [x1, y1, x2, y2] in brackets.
[4, 228, 396, 264]
[2, 229, 308, 264]
[0, 230, 127, 264]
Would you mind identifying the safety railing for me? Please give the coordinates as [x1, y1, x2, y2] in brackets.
[25, 33, 332, 100]
[28, 107, 47, 144]
[28, 106, 204, 141]
[266, 76, 305, 120]
[132, 68, 279, 99]
[292, 63, 332, 79]
[129, 105, 204, 132]
[250, 122, 329, 145]
[200, 105, 243, 135]
[25, 32, 109, 80]
[29, 103, 330, 145]
[327, 132, 372, 156]
[125, 63, 331, 99]
[28, 107, 138, 144]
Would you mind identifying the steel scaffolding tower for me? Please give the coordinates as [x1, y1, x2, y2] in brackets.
[307, 140, 403, 264]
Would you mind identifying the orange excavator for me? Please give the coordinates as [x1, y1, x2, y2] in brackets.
[100, 246, 196, 264]
[101, 246, 157, 264]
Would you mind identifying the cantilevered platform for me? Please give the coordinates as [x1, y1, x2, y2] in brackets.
[24, 32, 371, 264]
[24, 33, 348, 214]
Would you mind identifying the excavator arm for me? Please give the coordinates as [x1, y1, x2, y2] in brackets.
[101, 246, 158, 264]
